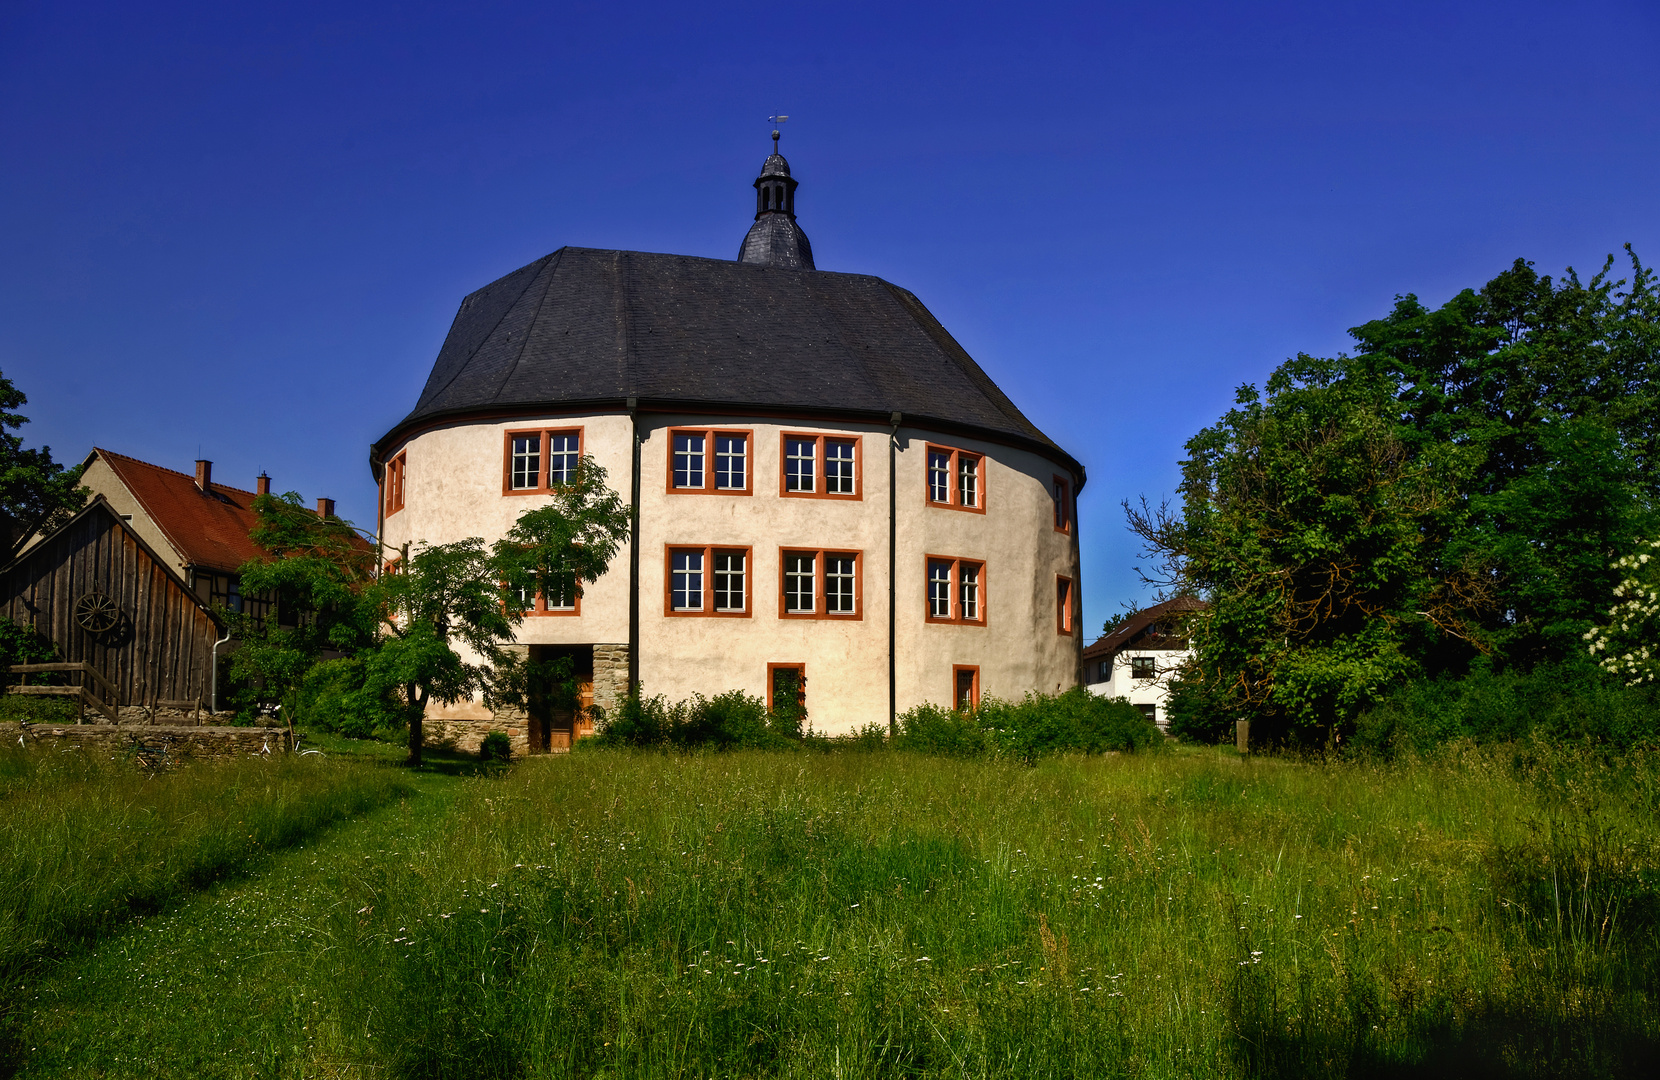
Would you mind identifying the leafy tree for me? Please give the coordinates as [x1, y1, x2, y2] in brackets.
[0, 371, 86, 561]
[1138, 250, 1659, 743]
[1586, 538, 1660, 687]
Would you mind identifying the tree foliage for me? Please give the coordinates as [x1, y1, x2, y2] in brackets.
[1586, 538, 1660, 687]
[1140, 249, 1660, 743]
[0, 371, 85, 561]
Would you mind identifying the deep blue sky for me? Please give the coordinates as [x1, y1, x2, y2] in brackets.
[3, 1, 1657, 636]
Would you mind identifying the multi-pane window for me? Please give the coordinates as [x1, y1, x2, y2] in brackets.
[665, 546, 751, 615]
[504, 428, 583, 494]
[785, 439, 816, 493]
[780, 548, 863, 618]
[1052, 476, 1072, 532]
[825, 555, 857, 614]
[925, 444, 983, 511]
[548, 433, 579, 485]
[768, 663, 807, 716]
[924, 556, 987, 625]
[954, 666, 980, 711]
[510, 435, 541, 490]
[825, 440, 856, 495]
[713, 551, 746, 612]
[1131, 656, 1156, 680]
[669, 430, 751, 494]
[1057, 576, 1074, 634]
[671, 550, 705, 611]
[928, 450, 950, 503]
[780, 434, 861, 499]
[513, 569, 580, 616]
[384, 452, 406, 515]
[715, 435, 747, 490]
[784, 552, 816, 613]
[674, 433, 705, 489]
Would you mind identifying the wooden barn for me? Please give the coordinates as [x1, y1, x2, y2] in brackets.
[0, 496, 224, 711]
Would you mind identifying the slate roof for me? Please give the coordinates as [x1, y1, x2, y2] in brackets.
[377, 247, 1082, 480]
[1083, 596, 1209, 661]
[93, 449, 266, 573]
[739, 216, 814, 270]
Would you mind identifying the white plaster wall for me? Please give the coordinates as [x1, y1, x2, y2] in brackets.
[74, 458, 188, 577]
[380, 412, 1081, 733]
[1084, 647, 1192, 729]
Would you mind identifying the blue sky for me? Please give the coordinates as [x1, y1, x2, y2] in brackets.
[2, 1, 1657, 636]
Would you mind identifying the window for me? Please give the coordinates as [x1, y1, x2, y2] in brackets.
[668, 429, 752, 494]
[768, 662, 806, 716]
[664, 546, 752, 616]
[924, 556, 987, 626]
[502, 427, 584, 495]
[953, 665, 980, 711]
[1057, 576, 1074, 634]
[925, 444, 985, 512]
[384, 452, 406, 516]
[1131, 656, 1156, 680]
[1096, 658, 1112, 682]
[1052, 475, 1072, 533]
[780, 434, 862, 499]
[779, 547, 864, 619]
[1136, 704, 1158, 726]
[510, 568, 581, 617]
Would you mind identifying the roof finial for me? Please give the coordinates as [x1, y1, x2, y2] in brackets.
[768, 112, 788, 150]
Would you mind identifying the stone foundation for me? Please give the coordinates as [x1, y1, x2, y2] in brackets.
[1, 722, 292, 761]
[423, 716, 528, 756]
[592, 643, 629, 716]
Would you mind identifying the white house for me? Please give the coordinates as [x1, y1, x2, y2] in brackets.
[371, 139, 1086, 750]
[1082, 597, 1206, 732]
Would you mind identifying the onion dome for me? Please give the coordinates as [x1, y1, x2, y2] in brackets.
[738, 130, 814, 270]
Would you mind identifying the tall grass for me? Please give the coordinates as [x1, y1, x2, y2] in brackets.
[0, 747, 411, 1002]
[308, 742, 1660, 1078]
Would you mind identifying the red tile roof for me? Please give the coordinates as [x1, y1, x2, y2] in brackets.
[1082, 596, 1209, 661]
[94, 449, 267, 573]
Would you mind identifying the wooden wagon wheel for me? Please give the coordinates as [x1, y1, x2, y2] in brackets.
[74, 590, 122, 635]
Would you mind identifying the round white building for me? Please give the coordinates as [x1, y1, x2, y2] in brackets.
[371, 144, 1085, 749]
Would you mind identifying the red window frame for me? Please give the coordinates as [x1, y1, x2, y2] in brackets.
[767, 662, 807, 714]
[502, 427, 585, 496]
[663, 545, 754, 618]
[924, 443, 986, 514]
[779, 433, 863, 500]
[952, 664, 981, 710]
[512, 572, 583, 618]
[383, 451, 406, 516]
[777, 547, 864, 620]
[666, 428, 754, 496]
[1052, 475, 1072, 534]
[1057, 575, 1074, 635]
[924, 555, 988, 627]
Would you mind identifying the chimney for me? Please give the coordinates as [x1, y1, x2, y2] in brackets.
[256, 473, 270, 496]
[316, 497, 335, 518]
[195, 459, 212, 492]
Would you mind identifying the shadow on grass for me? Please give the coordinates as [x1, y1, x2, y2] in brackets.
[1236, 1006, 1660, 1080]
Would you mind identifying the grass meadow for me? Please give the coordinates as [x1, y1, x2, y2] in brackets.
[2, 741, 1658, 1078]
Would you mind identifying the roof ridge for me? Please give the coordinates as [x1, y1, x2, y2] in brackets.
[94, 447, 259, 498]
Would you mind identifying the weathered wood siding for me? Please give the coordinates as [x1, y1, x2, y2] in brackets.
[0, 502, 221, 705]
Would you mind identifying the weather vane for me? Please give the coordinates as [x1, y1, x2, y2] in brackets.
[768, 113, 789, 151]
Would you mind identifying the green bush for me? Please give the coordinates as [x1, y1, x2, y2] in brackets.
[897, 687, 1163, 761]
[589, 689, 804, 750]
[1351, 661, 1660, 757]
[479, 730, 513, 762]
[295, 657, 406, 739]
[0, 695, 77, 724]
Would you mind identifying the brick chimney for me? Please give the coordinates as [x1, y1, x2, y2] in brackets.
[195, 459, 212, 492]
[256, 472, 270, 495]
[316, 497, 335, 518]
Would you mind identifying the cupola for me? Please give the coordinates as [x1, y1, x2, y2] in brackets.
[737, 127, 815, 270]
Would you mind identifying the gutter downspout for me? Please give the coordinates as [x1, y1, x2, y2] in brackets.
[888, 412, 901, 737]
[627, 398, 641, 694]
[210, 624, 232, 715]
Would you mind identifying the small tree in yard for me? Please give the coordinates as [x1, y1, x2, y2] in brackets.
[366, 457, 629, 765]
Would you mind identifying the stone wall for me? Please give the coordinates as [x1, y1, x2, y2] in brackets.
[1, 722, 292, 761]
[425, 715, 527, 756]
[592, 643, 629, 716]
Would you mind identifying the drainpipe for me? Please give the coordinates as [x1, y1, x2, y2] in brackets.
[888, 412, 901, 738]
[210, 624, 233, 715]
[627, 398, 641, 694]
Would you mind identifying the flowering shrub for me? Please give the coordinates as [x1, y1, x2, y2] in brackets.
[1586, 539, 1660, 686]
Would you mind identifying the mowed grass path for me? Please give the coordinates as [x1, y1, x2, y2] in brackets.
[8, 744, 1660, 1078]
